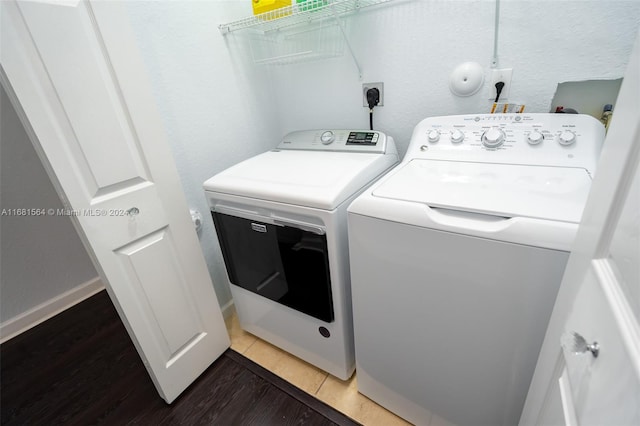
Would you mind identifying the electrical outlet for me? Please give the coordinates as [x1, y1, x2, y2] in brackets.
[488, 68, 512, 101]
[363, 82, 384, 107]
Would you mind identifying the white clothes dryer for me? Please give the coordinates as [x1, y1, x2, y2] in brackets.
[204, 130, 398, 379]
[347, 114, 604, 425]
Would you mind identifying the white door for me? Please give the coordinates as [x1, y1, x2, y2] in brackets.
[1, 0, 230, 403]
[520, 33, 640, 425]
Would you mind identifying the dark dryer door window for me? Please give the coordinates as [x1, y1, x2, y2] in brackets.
[212, 212, 334, 323]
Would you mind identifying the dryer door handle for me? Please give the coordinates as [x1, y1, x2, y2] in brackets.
[213, 204, 276, 226]
[272, 215, 325, 235]
[213, 204, 325, 235]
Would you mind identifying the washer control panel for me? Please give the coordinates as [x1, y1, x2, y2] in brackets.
[407, 113, 605, 172]
[278, 129, 390, 154]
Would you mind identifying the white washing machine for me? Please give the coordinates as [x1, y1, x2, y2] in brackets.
[347, 114, 604, 425]
[203, 129, 398, 379]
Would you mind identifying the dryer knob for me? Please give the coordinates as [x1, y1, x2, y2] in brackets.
[427, 130, 441, 143]
[558, 130, 576, 146]
[450, 129, 465, 143]
[320, 131, 335, 144]
[527, 130, 544, 145]
[482, 127, 505, 148]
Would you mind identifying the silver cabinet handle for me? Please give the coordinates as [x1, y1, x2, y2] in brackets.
[571, 331, 599, 358]
[126, 207, 140, 217]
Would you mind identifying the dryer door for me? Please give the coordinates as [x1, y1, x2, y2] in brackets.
[212, 212, 334, 323]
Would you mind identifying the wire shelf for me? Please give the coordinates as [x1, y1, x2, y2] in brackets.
[249, 20, 344, 65]
[219, 0, 393, 34]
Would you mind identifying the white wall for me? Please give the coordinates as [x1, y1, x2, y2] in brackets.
[0, 87, 98, 323]
[125, 1, 282, 307]
[124, 0, 640, 308]
[269, 0, 640, 156]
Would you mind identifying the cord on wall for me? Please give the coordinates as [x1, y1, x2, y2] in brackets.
[366, 87, 380, 130]
[490, 81, 506, 113]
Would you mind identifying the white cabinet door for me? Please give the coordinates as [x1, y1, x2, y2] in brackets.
[520, 32, 640, 426]
[1, 0, 230, 403]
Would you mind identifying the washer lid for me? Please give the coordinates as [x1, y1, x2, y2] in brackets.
[204, 150, 395, 210]
[372, 159, 593, 223]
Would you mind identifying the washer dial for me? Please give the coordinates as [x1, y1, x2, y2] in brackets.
[450, 129, 465, 143]
[427, 130, 441, 143]
[482, 127, 506, 148]
[527, 130, 544, 145]
[320, 131, 335, 144]
[558, 130, 576, 146]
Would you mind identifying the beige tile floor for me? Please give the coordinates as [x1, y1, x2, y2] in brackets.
[224, 310, 412, 426]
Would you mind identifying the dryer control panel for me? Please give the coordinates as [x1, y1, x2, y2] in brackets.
[277, 130, 393, 154]
[406, 114, 604, 174]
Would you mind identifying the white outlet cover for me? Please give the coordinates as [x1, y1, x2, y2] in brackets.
[449, 62, 485, 97]
[489, 68, 513, 100]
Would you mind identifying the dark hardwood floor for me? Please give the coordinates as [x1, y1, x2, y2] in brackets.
[0, 290, 360, 426]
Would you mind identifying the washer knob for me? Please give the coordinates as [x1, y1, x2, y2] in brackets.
[527, 130, 544, 145]
[450, 129, 465, 143]
[427, 130, 441, 143]
[482, 127, 506, 148]
[558, 130, 576, 146]
[320, 131, 335, 144]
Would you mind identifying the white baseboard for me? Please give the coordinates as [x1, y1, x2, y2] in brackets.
[221, 299, 235, 321]
[0, 276, 105, 344]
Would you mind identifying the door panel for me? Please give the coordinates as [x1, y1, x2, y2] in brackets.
[18, 0, 150, 193]
[1, 0, 229, 403]
[116, 228, 205, 359]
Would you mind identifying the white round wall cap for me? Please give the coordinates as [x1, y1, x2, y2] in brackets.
[449, 62, 485, 97]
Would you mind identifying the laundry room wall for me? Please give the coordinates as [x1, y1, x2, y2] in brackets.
[264, 0, 640, 156]
[125, 1, 282, 309]
[0, 87, 99, 332]
[122, 0, 640, 310]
